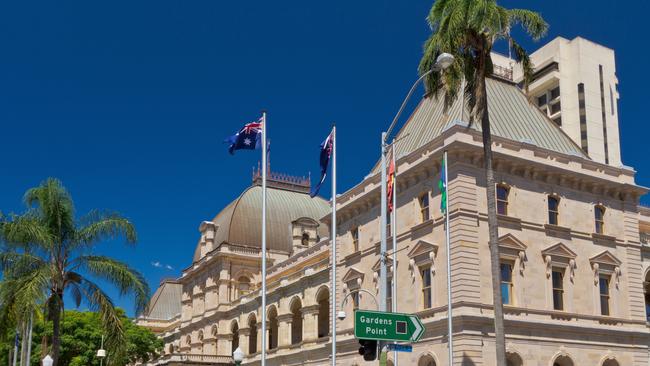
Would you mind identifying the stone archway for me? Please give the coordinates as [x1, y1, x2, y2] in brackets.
[316, 286, 330, 338]
[418, 353, 437, 366]
[290, 297, 303, 344]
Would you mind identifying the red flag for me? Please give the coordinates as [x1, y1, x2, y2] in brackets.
[387, 147, 395, 213]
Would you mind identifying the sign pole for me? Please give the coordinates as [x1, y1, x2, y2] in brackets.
[261, 111, 268, 366]
[391, 141, 398, 366]
[331, 126, 337, 366]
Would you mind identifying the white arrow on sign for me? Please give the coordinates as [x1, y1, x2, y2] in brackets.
[409, 315, 423, 341]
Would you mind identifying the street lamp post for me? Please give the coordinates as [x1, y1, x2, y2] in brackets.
[337, 288, 379, 321]
[233, 347, 244, 366]
[97, 335, 106, 366]
[379, 53, 454, 366]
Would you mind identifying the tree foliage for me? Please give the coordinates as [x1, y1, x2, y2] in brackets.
[0, 178, 149, 365]
[418, 1, 547, 364]
[0, 309, 163, 366]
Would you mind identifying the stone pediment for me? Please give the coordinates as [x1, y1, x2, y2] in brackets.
[407, 240, 439, 259]
[590, 250, 622, 266]
[292, 216, 319, 227]
[541, 243, 577, 259]
[341, 267, 365, 284]
[498, 234, 528, 251]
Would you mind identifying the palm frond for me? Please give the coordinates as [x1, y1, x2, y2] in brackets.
[75, 210, 137, 248]
[75, 255, 150, 314]
[510, 38, 534, 92]
[508, 9, 548, 40]
[0, 212, 53, 249]
[77, 277, 127, 364]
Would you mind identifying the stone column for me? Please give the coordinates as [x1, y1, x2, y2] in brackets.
[239, 327, 250, 355]
[218, 269, 230, 304]
[216, 334, 232, 356]
[277, 313, 293, 347]
[301, 305, 320, 343]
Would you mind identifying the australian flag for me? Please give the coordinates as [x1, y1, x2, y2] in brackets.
[225, 117, 263, 155]
[310, 130, 333, 198]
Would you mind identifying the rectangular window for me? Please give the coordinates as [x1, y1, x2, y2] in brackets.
[419, 193, 430, 223]
[550, 101, 561, 115]
[595, 206, 605, 234]
[351, 291, 360, 310]
[550, 86, 560, 99]
[537, 94, 547, 107]
[599, 275, 610, 316]
[552, 269, 564, 310]
[599, 65, 610, 164]
[421, 267, 432, 309]
[578, 83, 588, 154]
[351, 227, 359, 252]
[548, 196, 559, 225]
[500, 262, 513, 305]
[496, 185, 509, 215]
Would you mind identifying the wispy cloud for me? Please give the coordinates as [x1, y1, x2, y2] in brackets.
[151, 261, 173, 270]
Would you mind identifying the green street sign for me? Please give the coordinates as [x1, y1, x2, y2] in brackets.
[354, 310, 424, 342]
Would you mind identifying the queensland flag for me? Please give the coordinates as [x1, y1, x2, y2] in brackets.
[225, 117, 263, 154]
[310, 130, 333, 198]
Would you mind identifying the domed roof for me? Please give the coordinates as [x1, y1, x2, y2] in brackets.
[193, 183, 329, 262]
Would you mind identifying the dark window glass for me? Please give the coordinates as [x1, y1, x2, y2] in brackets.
[552, 270, 564, 310]
[548, 196, 559, 225]
[500, 263, 513, 305]
[553, 117, 562, 126]
[419, 194, 430, 223]
[351, 227, 359, 252]
[599, 276, 610, 315]
[421, 268, 432, 309]
[537, 94, 547, 107]
[550, 101, 561, 114]
[550, 86, 560, 99]
[595, 206, 605, 234]
[496, 185, 509, 215]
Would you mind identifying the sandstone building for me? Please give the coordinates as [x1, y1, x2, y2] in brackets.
[137, 37, 650, 366]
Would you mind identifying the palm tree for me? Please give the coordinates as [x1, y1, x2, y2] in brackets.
[0, 178, 149, 366]
[418, 1, 547, 364]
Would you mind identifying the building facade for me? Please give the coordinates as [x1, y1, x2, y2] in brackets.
[138, 38, 650, 366]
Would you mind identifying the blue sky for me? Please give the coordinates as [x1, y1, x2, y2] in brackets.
[1, 0, 649, 316]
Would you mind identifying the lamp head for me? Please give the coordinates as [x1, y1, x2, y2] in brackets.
[97, 349, 106, 358]
[337, 311, 347, 320]
[233, 347, 245, 362]
[42, 355, 53, 366]
[435, 53, 455, 70]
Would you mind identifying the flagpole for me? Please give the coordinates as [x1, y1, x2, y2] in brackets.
[379, 132, 388, 364]
[330, 125, 337, 366]
[261, 111, 268, 366]
[391, 142, 398, 366]
[444, 151, 453, 366]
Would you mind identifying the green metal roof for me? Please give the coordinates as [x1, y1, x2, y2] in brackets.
[374, 78, 586, 173]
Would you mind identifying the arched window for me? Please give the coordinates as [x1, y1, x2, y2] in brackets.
[268, 306, 279, 350]
[316, 287, 330, 338]
[496, 184, 510, 215]
[238, 276, 251, 297]
[418, 354, 436, 366]
[506, 352, 523, 366]
[198, 330, 204, 342]
[602, 360, 619, 366]
[548, 195, 560, 225]
[290, 298, 303, 344]
[211, 324, 218, 337]
[231, 321, 239, 354]
[595, 205, 606, 234]
[553, 355, 574, 366]
[419, 193, 430, 222]
[301, 232, 310, 246]
[248, 314, 258, 354]
[185, 335, 192, 346]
